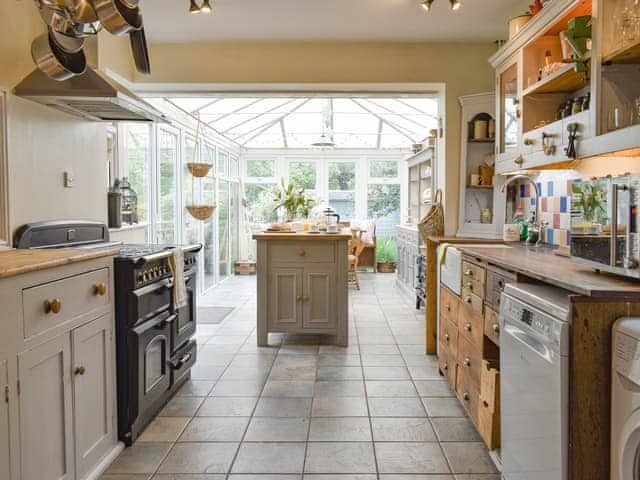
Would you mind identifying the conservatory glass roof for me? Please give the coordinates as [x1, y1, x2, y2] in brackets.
[164, 96, 439, 149]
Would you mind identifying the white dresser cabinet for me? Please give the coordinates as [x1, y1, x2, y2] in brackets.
[0, 250, 118, 480]
[0, 359, 10, 480]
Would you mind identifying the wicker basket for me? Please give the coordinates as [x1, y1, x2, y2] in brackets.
[187, 162, 213, 178]
[186, 205, 216, 220]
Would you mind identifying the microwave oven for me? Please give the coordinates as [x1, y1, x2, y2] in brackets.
[570, 174, 640, 278]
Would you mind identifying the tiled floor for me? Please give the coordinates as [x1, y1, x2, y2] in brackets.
[102, 273, 499, 480]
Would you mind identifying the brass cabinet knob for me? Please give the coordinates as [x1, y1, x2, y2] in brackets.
[93, 283, 107, 296]
[464, 296, 472, 304]
[299, 249, 307, 257]
[445, 304, 451, 312]
[296, 295, 302, 302]
[498, 279, 505, 289]
[443, 362, 449, 371]
[464, 322, 472, 332]
[514, 155, 524, 166]
[444, 333, 450, 342]
[464, 269, 473, 276]
[492, 323, 500, 333]
[523, 137, 535, 146]
[302, 296, 310, 302]
[44, 298, 62, 314]
[465, 282, 473, 290]
[464, 357, 471, 366]
[74, 366, 86, 376]
[463, 392, 470, 401]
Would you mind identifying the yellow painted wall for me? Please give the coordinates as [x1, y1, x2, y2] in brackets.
[138, 41, 497, 234]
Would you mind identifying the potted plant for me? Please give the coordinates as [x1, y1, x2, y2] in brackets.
[571, 180, 607, 232]
[376, 236, 397, 273]
[272, 178, 313, 222]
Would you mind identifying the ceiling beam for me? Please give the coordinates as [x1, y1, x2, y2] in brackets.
[191, 97, 225, 114]
[236, 98, 313, 146]
[350, 99, 417, 143]
[201, 98, 265, 123]
[394, 98, 438, 118]
[363, 98, 434, 131]
[376, 118, 383, 149]
[280, 120, 288, 148]
[220, 98, 300, 135]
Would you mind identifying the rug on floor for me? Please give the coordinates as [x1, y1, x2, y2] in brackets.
[198, 306, 234, 324]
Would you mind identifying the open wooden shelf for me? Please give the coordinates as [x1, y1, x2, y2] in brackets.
[603, 42, 640, 64]
[466, 185, 494, 189]
[468, 138, 496, 143]
[522, 61, 589, 97]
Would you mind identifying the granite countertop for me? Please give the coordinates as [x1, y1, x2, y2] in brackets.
[459, 243, 640, 298]
[0, 247, 119, 280]
[253, 231, 352, 241]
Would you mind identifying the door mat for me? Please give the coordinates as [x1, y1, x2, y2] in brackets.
[198, 306, 235, 324]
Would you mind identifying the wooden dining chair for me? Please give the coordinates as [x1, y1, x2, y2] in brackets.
[348, 230, 365, 290]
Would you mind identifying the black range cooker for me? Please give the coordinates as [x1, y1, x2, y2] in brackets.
[14, 220, 201, 445]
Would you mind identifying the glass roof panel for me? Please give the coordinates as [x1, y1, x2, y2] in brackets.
[161, 96, 438, 149]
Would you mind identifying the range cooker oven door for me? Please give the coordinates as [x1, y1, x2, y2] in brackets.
[171, 268, 197, 352]
[130, 311, 173, 442]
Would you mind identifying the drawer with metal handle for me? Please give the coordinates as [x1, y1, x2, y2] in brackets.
[439, 315, 459, 359]
[484, 307, 500, 345]
[456, 365, 480, 424]
[462, 261, 486, 286]
[440, 286, 459, 325]
[457, 336, 482, 388]
[270, 241, 335, 263]
[169, 338, 197, 386]
[22, 268, 110, 339]
[438, 348, 457, 388]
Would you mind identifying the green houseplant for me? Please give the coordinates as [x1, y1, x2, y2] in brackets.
[272, 178, 314, 222]
[376, 236, 398, 273]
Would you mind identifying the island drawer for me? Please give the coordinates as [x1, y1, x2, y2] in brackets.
[439, 315, 459, 359]
[462, 261, 486, 286]
[269, 242, 334, 264]
[22, 268, 110, 338]
[438, 348, 457, 387]
[456, 367, 479, 424]
[440, 286, 459, 325]
[457, 336, 482, 388]
[484, 307, 500, 345]
[459, 297, 484, 347]
[462, 277, 484, 299]
[460, 291, 483, 318]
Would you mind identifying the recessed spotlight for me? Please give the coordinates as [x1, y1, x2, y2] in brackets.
[189, 0, 201, 14]
[420, 0, 434, 11]
[450, 0, 461, 10]
[200, 0, 212, 13]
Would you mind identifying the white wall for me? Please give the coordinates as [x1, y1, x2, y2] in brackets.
[6, 95, 109, 235]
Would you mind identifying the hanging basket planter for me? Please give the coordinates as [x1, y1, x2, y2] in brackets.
[187, 162, 213, 178]
[186, 204, 216, 220]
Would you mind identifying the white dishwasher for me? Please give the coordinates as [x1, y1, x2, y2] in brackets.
[500, 282, 572, 480]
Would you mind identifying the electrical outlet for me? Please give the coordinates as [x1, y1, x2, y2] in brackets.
[64, 171, 75, 188]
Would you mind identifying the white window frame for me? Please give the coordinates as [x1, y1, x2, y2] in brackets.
[154, 123, 182, 245]
[0, 91, 8, 248]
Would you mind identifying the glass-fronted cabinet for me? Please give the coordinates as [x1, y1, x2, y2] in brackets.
[499, 61, 520, 154]
[406, 146, 434, 224]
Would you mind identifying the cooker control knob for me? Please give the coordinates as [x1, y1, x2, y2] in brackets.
[137, 272, 144, 284]
[624, 257, 639, 269]
[143, 272, 149, 282]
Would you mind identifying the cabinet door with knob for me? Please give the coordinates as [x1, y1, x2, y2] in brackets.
[0, 359, 10, 480]
[302, 265, 336, 330]
[268, 268, 303, 330]
[18, 334, 75, 480]
[72, 314, 115, 480]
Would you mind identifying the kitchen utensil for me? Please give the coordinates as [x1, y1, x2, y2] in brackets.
[509, 13, 532, 39]
[93, 0, 142, 36]
[65, 0, 98, 24]
[130, 27, 151, 74]
[39, 4, 77, 36]
[473, 119, 488, 139]
[50, 28, 85, 53]
[608, 105, 633, 132]
[31, 29, 87, 81]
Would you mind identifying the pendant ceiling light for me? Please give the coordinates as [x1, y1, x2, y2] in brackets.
[419, 0, 462, 12]
[420, 0, 434, 11]
[312, 99, 336, 148]
[189, 0, 212, 14]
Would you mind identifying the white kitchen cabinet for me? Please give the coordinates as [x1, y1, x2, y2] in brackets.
[18, 334, 75, 480]
[302, 265, 336, 329]
[0, 359, 10, 480]
[268, 268, 303, 329]
[72, 314, 114, 480]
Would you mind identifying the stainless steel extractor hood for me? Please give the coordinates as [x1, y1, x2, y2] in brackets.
[14, 66, 166, 123]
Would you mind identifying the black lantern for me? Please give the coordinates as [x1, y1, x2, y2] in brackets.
[120, 177, 138, 225]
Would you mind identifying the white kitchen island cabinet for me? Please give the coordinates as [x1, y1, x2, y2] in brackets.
[0, 248, 120, 480]
[254, 232, 350, 347]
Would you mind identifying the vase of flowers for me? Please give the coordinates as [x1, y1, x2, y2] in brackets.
[571, 180, 608, 233]
[273, 178, 315, 223]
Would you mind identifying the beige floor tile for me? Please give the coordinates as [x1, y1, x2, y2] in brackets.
[157, 443, 239, 474]
[244, 417, 310, 442]
[231, 443, 306, 474]
[196, 397, 258, 416]
[371, 418, 437, 441]
[368, 397, 426, 417]
[311, 397, 369, 417]
[106, 443, 172, 475]
[138, 417, 191, 443]
[254, 397, 313, 417]
[440, 442, 498, 474]
[304, 442, 376, 474]
[179, 417, 250, 442]
[375, 442, 450, 474]
[308, 417, 372, 441]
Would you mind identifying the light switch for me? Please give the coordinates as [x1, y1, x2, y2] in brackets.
[64, 171, 75, 188]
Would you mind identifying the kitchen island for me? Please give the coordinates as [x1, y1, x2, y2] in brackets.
[253, 231, 351, 346]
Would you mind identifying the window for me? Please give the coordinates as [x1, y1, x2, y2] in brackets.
[124, 124, 152, 232]
[328, 161, 356, 220]
[289, 161, 316, 190]
[369, 160, 398, 179]
[229, 156, 239, 177]
[245, 184, 278, 224]
[218, 151, 228, 176]
[183, 136, 200, 245]
[246, 159, 276, 178]
[156, 128, 179, 244]
[367, 184, 401, 238]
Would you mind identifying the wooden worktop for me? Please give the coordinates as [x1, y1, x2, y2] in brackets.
[253, 231, 351, 241]
[0, 247, 119, 280]
[426, 235, 503, 245]
[459, 243, 640, 298]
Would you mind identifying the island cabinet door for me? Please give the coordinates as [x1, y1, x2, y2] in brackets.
[302, 266, 336, 330]
[0, 359, 10, 480]
[18, 334, 75, 480]
[269, 268, 303, 329]
[72, 314, 114, 480]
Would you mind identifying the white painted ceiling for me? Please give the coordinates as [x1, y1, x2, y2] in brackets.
[142, 0, 528, 43]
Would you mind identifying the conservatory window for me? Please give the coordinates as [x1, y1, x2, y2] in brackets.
[328, 161, 356, 221]
[123, 124, 152, 235]
[156, 127, 179, 244]
[246, 159, 276, 179]
[288, 161, 317, 191]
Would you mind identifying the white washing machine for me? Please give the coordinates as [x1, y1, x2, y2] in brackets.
[612, 318, 640, 480]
